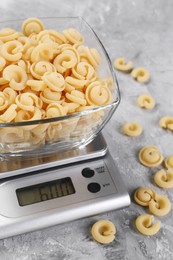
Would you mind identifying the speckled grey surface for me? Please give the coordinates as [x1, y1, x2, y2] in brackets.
[0, 0, 173, 259]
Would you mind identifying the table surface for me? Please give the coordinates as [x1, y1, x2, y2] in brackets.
[0, 0, 173, 259]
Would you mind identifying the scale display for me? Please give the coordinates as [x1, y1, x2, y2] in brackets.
[16, 177, 75, 206]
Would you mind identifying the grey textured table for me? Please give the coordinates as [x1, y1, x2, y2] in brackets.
[0, 0, 173, 259]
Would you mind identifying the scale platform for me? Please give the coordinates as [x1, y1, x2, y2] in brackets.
[0, 134, 130, 239]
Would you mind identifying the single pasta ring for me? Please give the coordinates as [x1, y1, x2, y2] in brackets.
[131, 67, 150, 83]
[85, 81, 111, 106]
[154, 169, 173, 189]
[137, 94, 155, 109]
[148, 193, 171, 216]
[91, 220, 116, 244]
[113, 57, 133, 72]
[134, 187, 156, 206]
[159, 116, 173, 130]
[164, 156, 173, 170]
[122, 122, 143, 137]
[22, 17, 45, 37]
[135, 214, 160, 236]
[138, 146, 163, 167]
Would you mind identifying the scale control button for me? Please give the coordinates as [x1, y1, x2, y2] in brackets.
[87, 182, 101, 193]
[82, 168, 95, 178]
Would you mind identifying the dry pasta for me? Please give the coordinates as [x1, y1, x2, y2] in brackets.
[159, 116, 173, 130]
[135, 214, 160, 236]
[131, 67, 150, 83]
[91, 220, 116, 244]
[154, 169, 173, 189]
[164, 156, 173, 170]
[148, 193, 171, 216]
[122, 122, 143, 137]
[138, 146, 163, 167]
[0, 17, 113, 150]
[113, 57, 133, 72]
[137, 94, 155, 109]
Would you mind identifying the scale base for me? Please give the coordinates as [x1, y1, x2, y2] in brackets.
[0, 134, 130, 239]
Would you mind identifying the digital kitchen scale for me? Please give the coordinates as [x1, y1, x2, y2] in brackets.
[0, 134, 130, 239]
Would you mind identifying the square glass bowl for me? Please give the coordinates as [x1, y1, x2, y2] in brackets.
[0, 17, 120, 159]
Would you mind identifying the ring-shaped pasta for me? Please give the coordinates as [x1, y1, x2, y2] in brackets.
[46, 103, 66, 118]
[164, 156, 173, 170]
[30, 61, 56, 80]
[134, 187, 156, 206]
[138, 146, 163, 167]
[131, 67, 150, 83]
[159, 116, 173, 130]
[40, 87, 62, 105]
[65, 76, 87, 91]
[91, 220, 116, 244]
[46, 29, 67, 44]
[78, 46, 100, 67]
[113, 57, 133, 72]
[42, 72, 65, 92]
[62, 102, 80, 114]
[66, 90, 87, 106]
[137, 94, 155, 109]
[85, 81, 111, 106]
[148, 193, 171, 216]
[1, 40, 23, 62]
[3, 87, 17, 105]
[53, 49, 78, 74]
[122, 122, 143, 137]
[154, 169, 173, 189]
[72, 61, 97, 81]
[63, 28, 84, 45]
[31, 42, 59, 63]
[15, 107, 42, 130]
[135, 214, 160, 236]
[27, 79, 47, 92]
[3, 65, 27, 91]
[0, 28, 19, 42]
[22, 18, 45, 37]
[15, 92, 43, 111]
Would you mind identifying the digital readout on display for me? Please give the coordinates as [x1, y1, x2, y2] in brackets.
[16, 177, 75, 206]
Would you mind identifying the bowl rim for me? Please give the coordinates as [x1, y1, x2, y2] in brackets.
[0, 16, 120, 128]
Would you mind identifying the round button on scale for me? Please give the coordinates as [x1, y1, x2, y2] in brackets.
[82, 168, 95, 178]
[87, 182, 101, 193]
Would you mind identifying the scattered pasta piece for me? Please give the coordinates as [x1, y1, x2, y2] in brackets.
[159, 116, 173, 130]
[137, 94, 155, 109]
[164, 156, 173, 170]
[113, 57, 133, 72]
[122, 122, 143, 137]
[135, 214, 160, 236]
[131, 67, 150, 83]
[148, 193, 171, 216]
[154, 169, 173, 189]
[138, 146, 163, 167]
[134, 187, 156, 206]
[91, 220, 116, 244]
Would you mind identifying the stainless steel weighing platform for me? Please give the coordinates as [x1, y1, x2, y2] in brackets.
[0, 134, 130, 239]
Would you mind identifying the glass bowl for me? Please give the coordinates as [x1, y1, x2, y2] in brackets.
[0, 17, 120, 159]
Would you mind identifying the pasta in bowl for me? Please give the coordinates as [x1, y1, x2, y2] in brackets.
[0, 17, 120, 158]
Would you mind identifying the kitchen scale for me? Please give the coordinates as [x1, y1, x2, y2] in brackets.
[0, 134, 130, 239]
